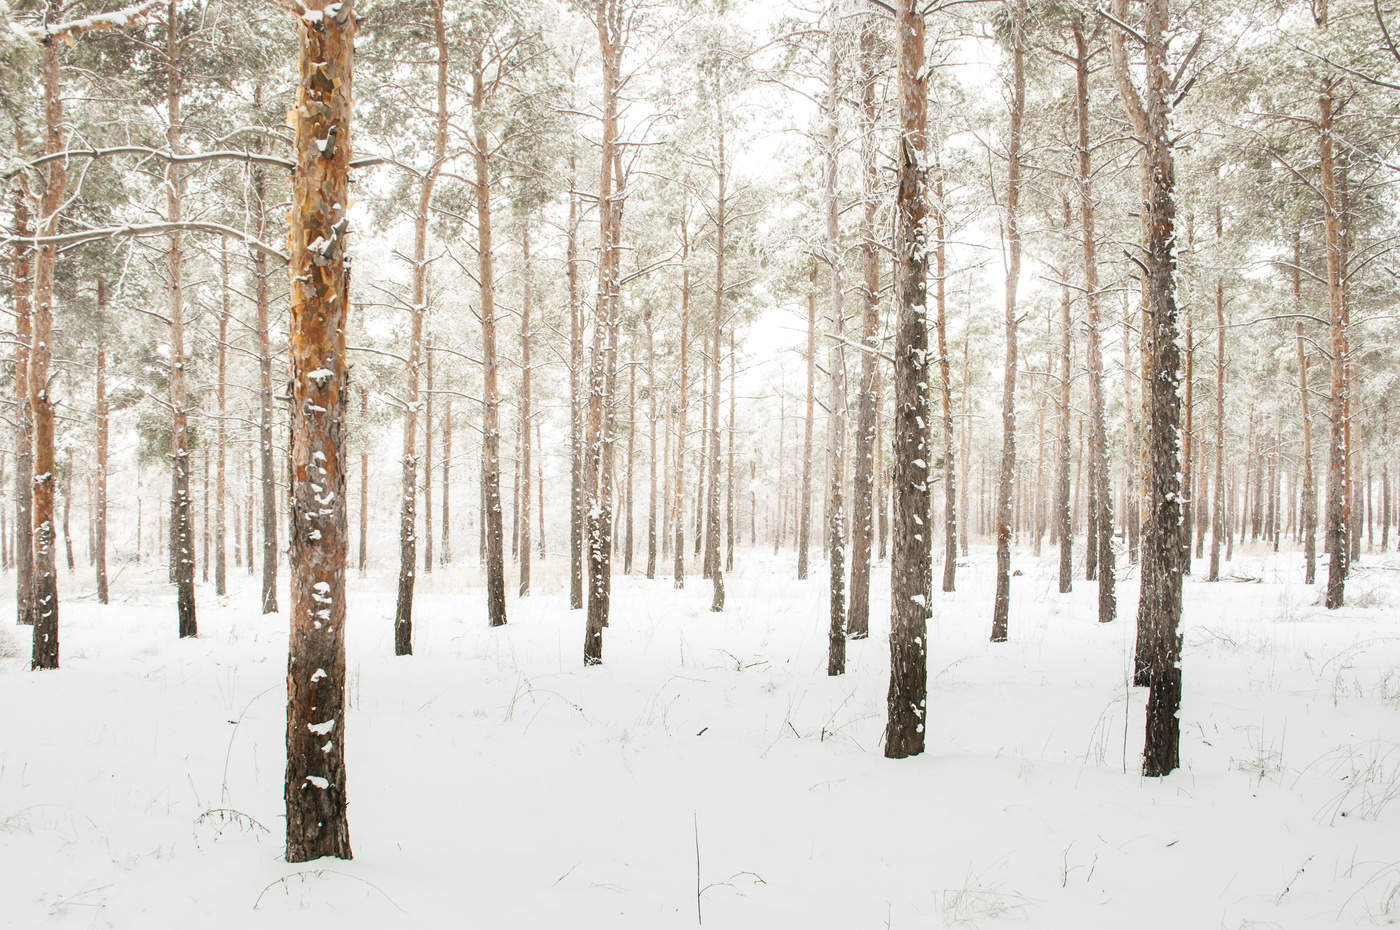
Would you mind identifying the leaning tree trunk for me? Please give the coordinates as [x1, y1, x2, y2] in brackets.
[886, 0, 932, 760]
[283, 0, 354, 862]
[474, 44, 507, 629]
[12, 176, 34, 627]
[822, 26, 845, 671]
[848, 13, 881, 635]
[990, 0, 1025, 644]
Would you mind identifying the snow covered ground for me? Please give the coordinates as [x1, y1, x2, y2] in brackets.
[2, 543, 1399, 929]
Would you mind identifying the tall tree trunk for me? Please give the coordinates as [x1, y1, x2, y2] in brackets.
[886, 0, 932, 759]
[849, 13, 883, 630]
[585, 1, 623, 662]
[959, 325, 971, 556]
[798, 267, 816, 580]
[991, 0, 1025, 644]
[395, 0, 448, 650]
[441, 396, 452, 565]
[358, 387, 368, 573]
[1209, 205, 1226, 582]
[519, 224, 533, 594]
[165, 2, 197, 638]
[673, 215, 690, 588]
[1319, 17, 1348, 607]
[1124, 0, 1185, 777]
[1081, 13, 1115, 622]
[645, 307, 658, 579]
[474, 42, 507, 629]
[215, 242, 229, 595]
[568, 150, 585, 608]
[707, 115, 728, 613]
[1055, 201, 1074, 594]
[11, 168, 34, 627]
[823, 23, 844, 670]
[283, 0, 354, 861]
[94, 278, 109, 604]
[726, 331, 735, 574]
[623, 341, 634, 575]
[424, 343, 433, 573]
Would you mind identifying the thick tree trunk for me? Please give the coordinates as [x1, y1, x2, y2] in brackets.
[474, 43, 507, 629]
[885, 0, 932, 759]
[1130, 0, 1185, 778]
[283, 0, 354, 861]
[823, 27, 844, 670]
[990, 0, 1025, 644]
[848, 14, 882, 634]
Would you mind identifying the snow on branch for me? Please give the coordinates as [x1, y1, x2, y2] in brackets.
[22, 0, 161, 43]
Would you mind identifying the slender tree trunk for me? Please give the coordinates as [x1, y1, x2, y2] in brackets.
[886, 0, 932, 759]
[441, 396, 452, 565]
[283, 0, 354, 861]
[1209, 208, 1226, 582]
[959, 326, 971, 556]
[849, 13, 882, 629]
[164, 3, 197, 638]
[585, 1, 623, 662]
[991, 0, 1025, 644]
[726, 331, 735, 574]
[214, 243, 229, 595]
[1075, 16, 1114, 621]
[645, 307, 658, 578]
[1055, 211, 1074, 593]
[424, 344, 433, 573]
[798, 267, 816, 580]
[707, 116, 728, 613]
[1319, 27, 1348, 607]
[568, 150, 585, 608]
[474, 43, 507, 629]
[11, 170, 34, 628]
[823, 24, 844, 669]
[623, 342, 634, 575]
[673, 216, 690, 588]
[519, 225, 533, 594]
[358, 387, 368, 573]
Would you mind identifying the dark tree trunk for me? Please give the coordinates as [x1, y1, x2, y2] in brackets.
[568, 151, 585, 608]
[885, 0, 932, 760]
[11, 175, 34, 627]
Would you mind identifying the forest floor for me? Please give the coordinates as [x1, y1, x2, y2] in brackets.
[2, 541, 1399, 929]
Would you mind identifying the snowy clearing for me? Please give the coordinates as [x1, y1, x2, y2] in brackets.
[2, 546, 1398, 929]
